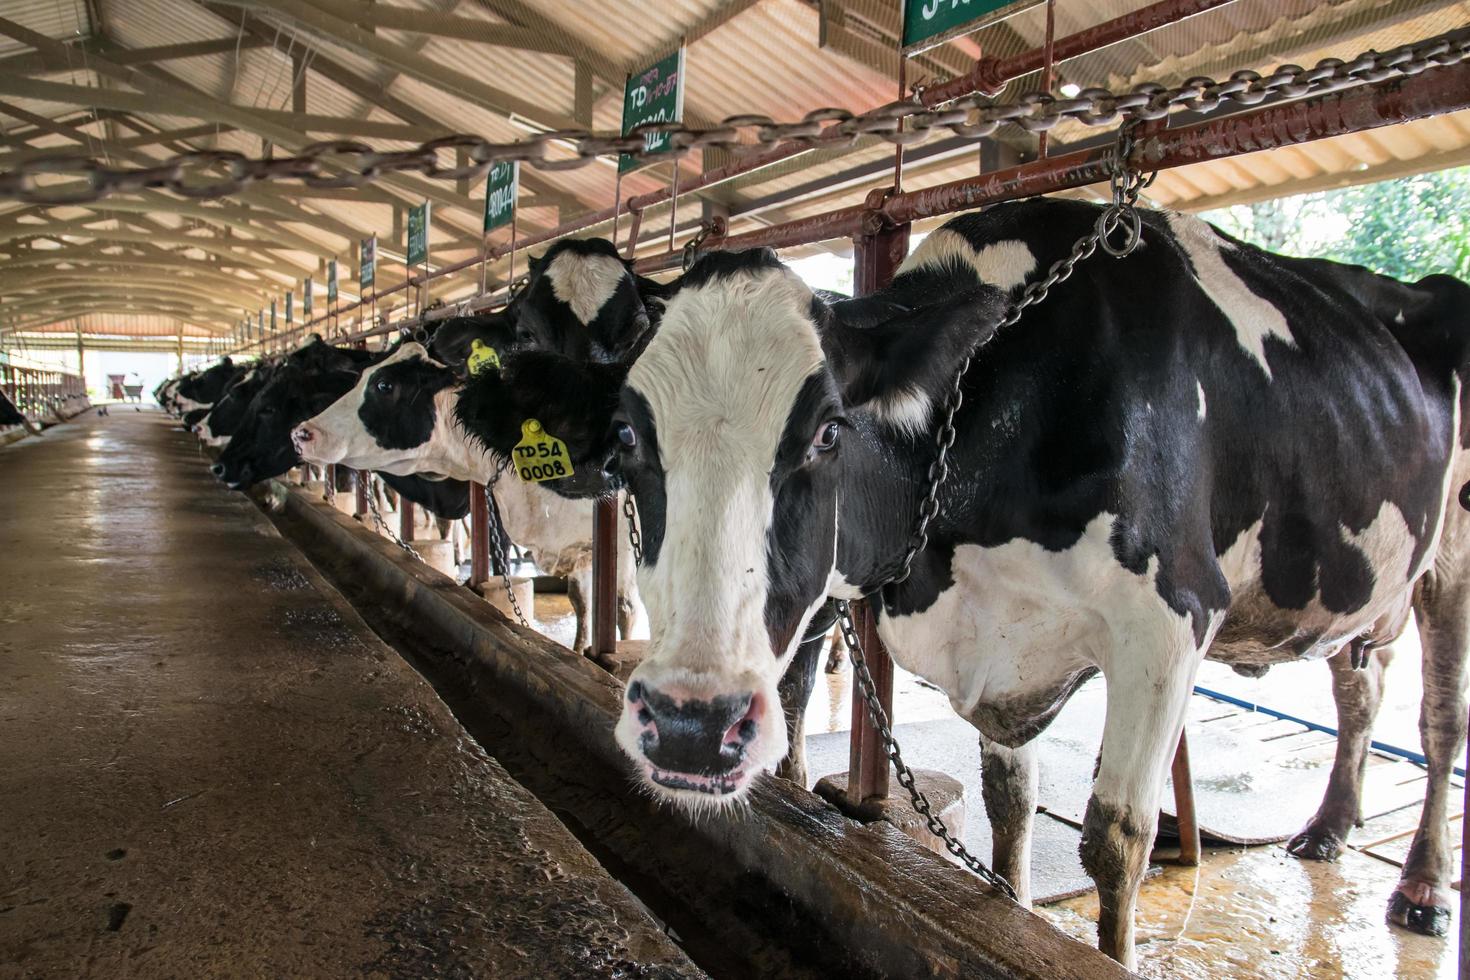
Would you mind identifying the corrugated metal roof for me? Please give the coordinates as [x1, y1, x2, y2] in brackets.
[1, 0, 1466, 340]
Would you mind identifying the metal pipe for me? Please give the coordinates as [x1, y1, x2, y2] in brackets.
[591, 498, 618, 660]
[1195, 685, 1467, 778]
[469, 481, 490, 587]
[921, 0, 1242, 105]
[890, 62, 1470, 226]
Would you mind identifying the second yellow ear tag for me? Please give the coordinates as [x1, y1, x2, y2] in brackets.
[467, 338, 501, 376]
[513, 419, 574, 482]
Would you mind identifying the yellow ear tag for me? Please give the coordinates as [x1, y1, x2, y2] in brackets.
[513, 419, 574, 482]
[467, 338, 501, 376]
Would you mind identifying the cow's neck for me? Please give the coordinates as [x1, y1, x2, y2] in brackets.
[832, 412, 934, 595]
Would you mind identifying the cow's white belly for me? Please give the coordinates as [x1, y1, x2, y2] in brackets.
[877, 513, 1198, 746]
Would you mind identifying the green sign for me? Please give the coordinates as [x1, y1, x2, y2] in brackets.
[286, 292, 293, 324]
[483, 162, 519, 233]
[270, 299, 277, 332]
[327, 260, 339, 302]
[901, 0, 1041, 53]
[407, 202, 430, 266]
[303, 278, 313, 318]
[360, 236, 376, 289]
[619, 47, 685, 173]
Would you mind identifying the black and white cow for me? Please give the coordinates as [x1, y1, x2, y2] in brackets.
[291, 340, 640, 652]
[208, 338, 471, 520]
[453, 199, 1470, 966]
[195, 364, 274, 448]
[170, 358, 242, 420]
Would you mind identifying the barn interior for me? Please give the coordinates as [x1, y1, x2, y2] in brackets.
[3, 0, 1470, 977]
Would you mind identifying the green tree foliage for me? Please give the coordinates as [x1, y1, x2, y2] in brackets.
[1201, 165, 1470, 283]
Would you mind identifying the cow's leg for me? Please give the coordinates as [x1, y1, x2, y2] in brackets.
[774, 631, 822, 785]
[980, 736, 1038, 907]
[567, 564, 591, 657]
[1391, 572, 1470, 936]
[825, 626, 846, 673]
[1082, 647, 1203, 969]
[1287, 644, 1391, 861]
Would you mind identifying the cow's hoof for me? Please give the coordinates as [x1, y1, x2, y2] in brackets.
[1388, 887, 1451, 937]
[1286, 827, 1344, 861]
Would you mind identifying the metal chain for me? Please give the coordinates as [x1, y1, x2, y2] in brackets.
[835, 598, 1017, 898]
[886, 121, 1149, 586]
[362, 473, 424, 562]
[623, 491, 644, 565]
[3, 28, 1464, 205]
[485, 464, 532, 629]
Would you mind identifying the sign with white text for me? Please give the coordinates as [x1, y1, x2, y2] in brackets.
[360, 236, 376, 289]
[407, 203, 430, 266]
[901, 0, 1042, 53]
[483, 162, 519, 232]
[620, 47, 686, 173]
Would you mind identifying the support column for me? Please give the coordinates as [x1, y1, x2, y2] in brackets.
[591, 498, 618, 661]
[844, 221, 909, 807]
[469, 482, 490, 587]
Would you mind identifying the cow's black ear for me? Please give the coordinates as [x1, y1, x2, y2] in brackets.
[431, 312, 516, 374]
[825, 285, 1007, 412]
[221, 357, 233, 367]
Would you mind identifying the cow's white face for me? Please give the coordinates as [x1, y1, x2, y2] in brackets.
[293, 344, 471, 480]
[612, 256, 847, 806]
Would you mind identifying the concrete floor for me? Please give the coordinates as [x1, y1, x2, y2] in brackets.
[0, 410, 700, 979]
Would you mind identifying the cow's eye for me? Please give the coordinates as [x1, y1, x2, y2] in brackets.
[375, 379, 393, 393]
[615, 422, 636, 449]
[812, 420, 840, 453]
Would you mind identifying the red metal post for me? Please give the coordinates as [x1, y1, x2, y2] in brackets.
[469, 482, 490, 587]
[591, 498, 618, 659]
[353, 469, 369, 518]
[1171, 730, 1200, 865]
[399, 498, 415, 543]
[846, 221, 912, 804]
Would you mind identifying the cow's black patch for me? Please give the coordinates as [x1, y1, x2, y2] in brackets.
[357, 355, 455, 450]
[377, 471, 471, 520]
[678, 247, 783, 291]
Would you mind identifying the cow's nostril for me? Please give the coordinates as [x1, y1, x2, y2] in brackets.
[210, 463, 224, 477]
[626, 680, 643, 703]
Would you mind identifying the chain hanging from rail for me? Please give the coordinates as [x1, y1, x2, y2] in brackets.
[484, 465, 532, 630]
[1, 29, 1464, 206]
[362, 473, 424, 563]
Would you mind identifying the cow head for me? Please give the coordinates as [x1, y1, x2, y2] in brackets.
[213, 343, 370, 489]
[291, 343, 468, 479]
[513, 238, 667, 363]
[196, 367, 270, 447]
[603, 248, 1003, 805]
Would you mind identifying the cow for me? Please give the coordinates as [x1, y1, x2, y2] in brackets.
[170, 358, 242, 418]
[290, 341, 640, 654]
[449, 199, 1470, 966]
[209, 337, 470, 520]
[195, 365, 273, 448]
[1, 386, 27, 428]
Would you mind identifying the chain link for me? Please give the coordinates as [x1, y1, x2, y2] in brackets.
[2, 29, 1464, 205]
[835, 598, 1018, 898]
[622, 491, 644, 566]
[485, 463, 532, 629]
[362, 473, 425, 563]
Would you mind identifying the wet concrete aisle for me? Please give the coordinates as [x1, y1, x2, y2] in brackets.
[0, 411, 701, 979]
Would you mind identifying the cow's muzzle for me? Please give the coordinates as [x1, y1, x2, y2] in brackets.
[622, 680, 764, 796]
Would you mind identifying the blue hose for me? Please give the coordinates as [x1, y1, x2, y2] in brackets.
[1193, 685, 1466, 779]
